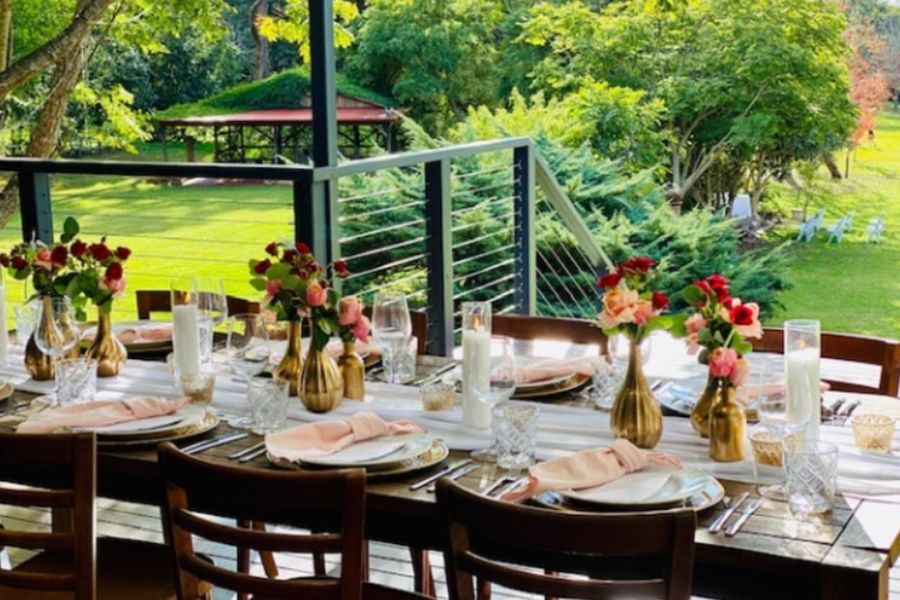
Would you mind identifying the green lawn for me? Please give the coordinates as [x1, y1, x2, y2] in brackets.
[765, 109, 900, 339]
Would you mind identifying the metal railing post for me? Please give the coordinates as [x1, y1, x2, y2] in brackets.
[293, 179, 337, 266]
[424, 159, 453, 356]
[19, 172, 53, 243]
[513, 144, 536, 315]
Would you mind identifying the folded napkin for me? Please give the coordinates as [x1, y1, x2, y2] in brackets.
[265, 411, 426, 461]
[501, 438, 682, 502]
[516, 356, 604, 385]
[17, 397, 188, 434]
[118, 325, 173, 343]
[736, 380, 830, 406]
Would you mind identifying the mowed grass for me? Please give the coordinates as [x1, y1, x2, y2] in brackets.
[765, 108, 900, 338]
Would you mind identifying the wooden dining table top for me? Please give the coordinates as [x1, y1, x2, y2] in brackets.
[3, 345, 899, 600]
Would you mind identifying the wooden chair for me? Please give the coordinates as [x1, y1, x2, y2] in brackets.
[136, 290, 260, 319]
[436, 480, 696, 600]
[492, 315, 609, 357]
[0, 432, 187, 600]
[755, 328, 900, 397]
[159, 442, 372, 600]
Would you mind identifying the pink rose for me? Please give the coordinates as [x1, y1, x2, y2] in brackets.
[632, 299, 658, 326]
[353, 315, 371, 343]
[265, 279, 282, 297]
[100, 275, 127, 299]
[708, 347, 738, 378]
[306, 281, 327, 307]
[729, 358, 750, 387]
[684, 314, 707, 355]
[597, 288, 639, 329]
[338, 296, 363, 326]
[34, 248, 53, 270]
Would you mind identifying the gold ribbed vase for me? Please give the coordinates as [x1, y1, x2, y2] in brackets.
[273, 320, 303, 397]
[84, 310, 127, 377]
[24, 296, 61, 381]
[610, 339, 662, 449]
[338, 341, 365, 401]
[709, 383, 746, 462]
[690, 376, 720, 438]
[301, 339, 344, 413]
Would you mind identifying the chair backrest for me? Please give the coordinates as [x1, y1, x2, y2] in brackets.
[362, 306, 427, 355]
[437, 481, 695, 600]
[492, 315, 608, 357]
[755, 327, 900, 396]
[0, 432, 96, 599]
[136, 290, 260, 320]
[158, 443, 366, 600]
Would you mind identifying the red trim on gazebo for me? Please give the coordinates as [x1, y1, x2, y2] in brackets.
[159, 107, 401, 128]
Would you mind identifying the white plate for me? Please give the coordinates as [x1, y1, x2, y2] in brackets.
[299, 433, 435, 469]
[444, 358, 576, 393]
[85, 403, 206, 438]
[658, 378, 707, 416]
[560, 465, 712, 508]
[82, 319, 172, 349]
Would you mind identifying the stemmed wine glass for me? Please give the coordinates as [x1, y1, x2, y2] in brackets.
[372, 291, 411, 384]
[470, 337, 518, 463]
[34, 297, 81, 403]
[755, 356, 811, 500]
[193, 277, 227, 364]
[225, 313, 271, 428]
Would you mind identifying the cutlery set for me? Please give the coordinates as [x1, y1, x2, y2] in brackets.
[409, 459, 473, 492]
[707, 492, 762, 537]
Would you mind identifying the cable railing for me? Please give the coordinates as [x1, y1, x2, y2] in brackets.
[0, 137, 608, 355]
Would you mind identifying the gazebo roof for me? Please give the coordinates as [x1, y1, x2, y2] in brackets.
[158, 107, 401, 128]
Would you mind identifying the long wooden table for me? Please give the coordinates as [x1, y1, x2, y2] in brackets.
[6, 356, 900, 600]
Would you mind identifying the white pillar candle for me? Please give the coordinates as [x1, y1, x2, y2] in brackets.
[0, 285, 8, 365]
[786, 347, 820, 439]
[462, 328, 492, 429]
[172, 304, 201, 378]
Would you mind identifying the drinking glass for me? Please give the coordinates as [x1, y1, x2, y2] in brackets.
[470, 337, 517, 463]
[785, 320, 821, 439]
[372, 291, 411, 384]
[34, 297, 80, 402]
[248, 377, 289, 434]
[14, 299, 40, 347]
[494, 402, 541, 470]
[785, 440, 838, 517]
[393, 335, 418, 384]
[225, 314, 271, 428]
[193, 277, 228, 325]
[56, 358, 98, 406]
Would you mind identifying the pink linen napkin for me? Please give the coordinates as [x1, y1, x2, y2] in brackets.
[265, 411, 426, 462]
[502, 438, 682, 502]
[516, 356, 604, 385]
[17, 397, 189, 434]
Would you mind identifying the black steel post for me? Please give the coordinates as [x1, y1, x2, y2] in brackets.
[424, 159, 453, 356]
[19, 172, 53, 244]
[513, 145, 536, 315]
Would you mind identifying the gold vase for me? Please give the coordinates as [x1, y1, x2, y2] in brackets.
[24, 296, 60, 381]
[610, 339, 663, 449]
[84, 310, 127, 377]
[338, 340, 365, 401]
[273, 320, 303, 397]
[690, 376, 720, 438]
[300, 339, 344, 413]
[709, 383, 746, 462]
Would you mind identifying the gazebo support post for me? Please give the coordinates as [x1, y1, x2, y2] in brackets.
[161, 126, 168, 162]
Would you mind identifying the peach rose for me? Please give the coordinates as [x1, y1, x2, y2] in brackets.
[33, 248, 53, 270]
[632, 299, 658, 326]
[684, 314, 706, 355]
[100, 275, 127, 300]
[338, 296, 363, 326]
[353, 315, 371, 343]
[598, 288, 639, 329]
[708, 347, 738, 378]
[729, 357, 750, 387]
[306, 281, 327, 307]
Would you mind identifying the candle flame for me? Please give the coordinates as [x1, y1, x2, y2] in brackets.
[473, 314, 482, 330]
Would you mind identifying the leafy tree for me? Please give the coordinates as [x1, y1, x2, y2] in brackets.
[256, 0, 359, 63]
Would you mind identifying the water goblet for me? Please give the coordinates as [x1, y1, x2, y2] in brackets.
[225, 313, 271, 428]
[470, 336, 517, 463]
[372, 291, 411, 384]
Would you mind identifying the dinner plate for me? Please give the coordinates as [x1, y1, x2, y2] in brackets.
[87, 404, 207, 439]
[559, 465, 713, 509]
[658, 378, 758, 422]
[96, 411, 219, 448]
[81, 319, 173, 353]
[298, 433, 435, 469]
[444, 365, 590, 400]
[0, 382, 14, 402]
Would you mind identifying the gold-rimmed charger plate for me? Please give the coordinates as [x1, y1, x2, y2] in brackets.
[512, 372, 591, 400]
[0, 382, 14, 402]
[96, 411, 219, 448]
[267, 438, 450, 480]
[80, 320, 173, 354]
[92, 404, 208, 441]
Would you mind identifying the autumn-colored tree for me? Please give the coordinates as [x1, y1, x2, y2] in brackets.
[845, 16, 892, 147]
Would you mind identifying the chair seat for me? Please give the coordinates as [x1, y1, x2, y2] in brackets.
[0, 537, 199, 600]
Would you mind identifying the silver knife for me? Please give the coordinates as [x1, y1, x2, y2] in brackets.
[708, 491, 749, 534]
[426, 463, 479, 493]
[238, 445, 269, 463]
[409, 459, 473, 491]
[415, 363, 458, 387]
[183, 432, 249, 455]
[725, 498, 763, 537]
[228, 442, 265, 460]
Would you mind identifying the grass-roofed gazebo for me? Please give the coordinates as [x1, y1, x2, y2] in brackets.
[156, 68, 402, 163]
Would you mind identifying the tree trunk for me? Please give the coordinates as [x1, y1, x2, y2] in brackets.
[250, 0, 270, 80]
[0, 0, 13, 69]
[0, 0, 112, 102]
[823, 154, 843, 179]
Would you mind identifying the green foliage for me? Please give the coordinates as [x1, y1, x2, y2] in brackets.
[256, 0, 359, 63]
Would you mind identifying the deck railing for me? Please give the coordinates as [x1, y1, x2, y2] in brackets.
[0, 138, 609, 355]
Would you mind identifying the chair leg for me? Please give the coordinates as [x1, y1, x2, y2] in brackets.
[237, 520, 252, 600]
[252, 521, 279, 578]
[477, 577, 491, 600]
[313, 550, 327, 576]
[410, 547, 436, 597]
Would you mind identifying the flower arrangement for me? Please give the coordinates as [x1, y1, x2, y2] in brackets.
[683, 273, 763, 387]
[249, 241, 351, 349]
[596, 256, 678, 340]
[68, 226, 131, 315]
[1, 217, 81, 300]
[337, 296, 371, 344]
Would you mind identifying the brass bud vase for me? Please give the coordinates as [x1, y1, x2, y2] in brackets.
[610, 339, 662, 449]
[709, 382, 746, 462]
[690, 376, 720, 438]
[338, 340, 365, 400]
[301, 338, 344, 413]
[24, 296, 60, 381]
[84, 310, 127, 377]
[273, 320, 303, 397]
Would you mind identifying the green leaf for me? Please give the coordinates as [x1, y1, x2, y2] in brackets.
[281, 274, 302, 291]
[249, 277, 267, 292]
[60, 217, 79, 243]
[312, 326, 331, 350]
[683, 285, 704, 305]
[317, 318, 335, 335]
[265, 263, 292, 280]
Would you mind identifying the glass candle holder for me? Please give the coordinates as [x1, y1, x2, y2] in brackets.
[461, 301, 492, 429]
[784, 320, 821, 439]
[178, 369, 216, 406]
[750, 429, 785, 467]
[419, 381, 455, 411]
[850, 414, 895, 453]
[248, 377, 289, 434]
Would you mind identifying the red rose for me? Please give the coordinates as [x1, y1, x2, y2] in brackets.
[281, 249, 297, 263]
[71, 240, 88, 259]
[0, 254, 9, 267]
[652, 292, 669, 310]
[253, 259, 272, 275]
[11, 256, 27, 270]
[319, 279, 328, 289]
[105, 261, 123, 281]
[730, 304, 756, 326]
[706, 274, 729, 290]
[694, 280, 711, 295]
[89, 243, 110, 261]
[631, 256, 655, 272]
[597, 272, 622, 289]
[296, 269, 309, 279]
[115, 246, 131, 261]
[308, 260, 321, 273]
[50, 245, 68, 267]
[716, 286, 731, 303]
[265, 242, 279, 256]
[334, 259, 348, 272]
[295, 241, 311, 255]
